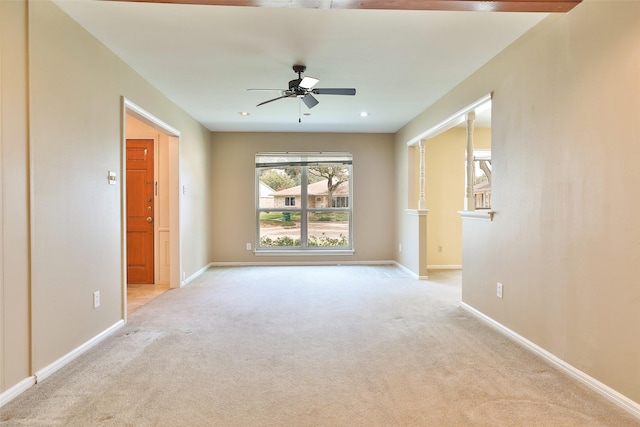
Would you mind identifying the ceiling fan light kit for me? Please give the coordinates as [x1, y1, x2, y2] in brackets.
[248, 64, 356, 121]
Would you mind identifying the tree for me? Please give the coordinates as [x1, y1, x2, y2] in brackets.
[477, 160, 492, 185]
[308, 166, 349, 206]
[260, 169, 297, 191]
[282, 167, 302, 185]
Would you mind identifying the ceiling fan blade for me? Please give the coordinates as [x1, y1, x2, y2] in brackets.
[301, 93, 319, 109]
[256, 94, 291, 107]
[299, 76, 319, 89]
[312, 88, 356, 96]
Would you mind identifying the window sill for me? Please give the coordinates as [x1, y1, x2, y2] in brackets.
[254, 249, 355, 256]
[458, 210, 495, 221]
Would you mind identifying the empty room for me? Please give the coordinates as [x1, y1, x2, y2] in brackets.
[1, 0, 639, 425]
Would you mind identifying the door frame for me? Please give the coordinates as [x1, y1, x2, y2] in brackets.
[121, 97, 182, 320]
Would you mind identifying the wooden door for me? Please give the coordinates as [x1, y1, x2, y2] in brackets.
[126, 139, 154, 284]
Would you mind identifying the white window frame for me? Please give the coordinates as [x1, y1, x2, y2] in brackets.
[255, 152, 354, 254]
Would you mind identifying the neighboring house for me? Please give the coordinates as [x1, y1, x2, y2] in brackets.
[259, 182, 275, 208]
[473, 181, 491, 209]
[271, 179, 349, 209]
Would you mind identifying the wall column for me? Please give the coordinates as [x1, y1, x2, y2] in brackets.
[465, 111, 476, 211]
[418, 139, 426, 210]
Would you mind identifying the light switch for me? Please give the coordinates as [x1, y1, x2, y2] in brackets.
[108, 171, 117, 185]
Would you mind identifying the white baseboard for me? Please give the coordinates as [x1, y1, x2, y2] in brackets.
[427, 265, 462, 270]
[1, 320, 124, 408]
[0, 376, 36, 408]
[208, 260, 396, 267]
[461, 302, 640, 420]
[182, 263, 214, 287]
[35, 320, 124, 383]
[393, 262, 428, 280]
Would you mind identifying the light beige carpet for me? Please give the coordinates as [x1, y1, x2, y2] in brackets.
[1, 266, 638, 426]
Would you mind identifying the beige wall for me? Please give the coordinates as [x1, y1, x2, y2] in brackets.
[210, 132, 395, 263]
[424, 127, 491, 268]
[1, 0, 31, 394]
[1, 0, 212, 398]
[396, 0, 640, 404]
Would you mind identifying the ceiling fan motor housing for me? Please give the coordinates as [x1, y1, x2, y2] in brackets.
[290, 65, 307, 92]
[289, 78, 303, 91]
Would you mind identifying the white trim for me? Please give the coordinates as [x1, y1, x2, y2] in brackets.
[406, 93, 492, 146]
[394, 262, 428, 280]
[123, 98, 181, 137]
[255, 249, 355, 256]
[458, 210, 495, 221]
[209, 260, 396, 267]
[35, 320, 124, 383]
[181, 262, 213, 287]
[461, 302, 640, 420]
[427, 265, 462, 270]
[0, 376, 36, 408]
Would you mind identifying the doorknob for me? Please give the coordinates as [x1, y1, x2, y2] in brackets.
[146, 216, 153, 223]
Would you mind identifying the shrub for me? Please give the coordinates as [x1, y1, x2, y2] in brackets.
[259, 234, 347, 247]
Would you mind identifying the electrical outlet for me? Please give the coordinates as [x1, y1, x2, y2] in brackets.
[399, 244, 402, 252]
[438, 245, 443, 252]
[246, 243, 252, 251]
[93, 291, 100, 308]
[496, 282, 503, 299]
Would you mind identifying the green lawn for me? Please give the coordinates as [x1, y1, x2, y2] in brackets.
[259, 211, 348, 225]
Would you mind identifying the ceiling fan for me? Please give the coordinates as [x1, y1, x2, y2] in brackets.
[248, 64, 356, 110]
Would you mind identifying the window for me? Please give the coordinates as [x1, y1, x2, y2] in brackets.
[472, 150, 491, 209]
[332, 196, 349, 208]
[256, 152, 352, 251]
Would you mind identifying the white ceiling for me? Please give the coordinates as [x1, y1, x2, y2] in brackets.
[53, 0, 546, 133]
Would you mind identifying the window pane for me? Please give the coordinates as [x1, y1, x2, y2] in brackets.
[306, 165, 350, 209]
[258, 167, 301, 209]
[473, 156, 491, 209]
[258, 211, 301, 247]
[307, 211, 350, 247]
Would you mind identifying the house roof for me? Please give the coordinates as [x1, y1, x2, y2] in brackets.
[259, 181, 275, 197]
[272, 179, 349, 197]
[473, 181, 492, 191]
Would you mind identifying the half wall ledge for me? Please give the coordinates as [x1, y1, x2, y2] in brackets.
[458, 210, 495, 221]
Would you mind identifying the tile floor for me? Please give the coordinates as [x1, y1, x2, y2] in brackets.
[127, 283, 170, 315]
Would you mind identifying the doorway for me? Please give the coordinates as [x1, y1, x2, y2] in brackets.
[122, 98, 181, 317]
[406, 95, 492, 275]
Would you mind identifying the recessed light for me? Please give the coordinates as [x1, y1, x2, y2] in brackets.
[238, 111, 250, 116]
[360, 112, 369, 117]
